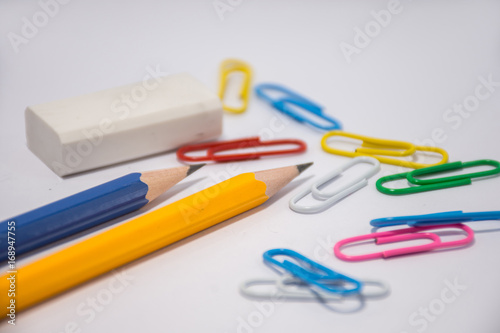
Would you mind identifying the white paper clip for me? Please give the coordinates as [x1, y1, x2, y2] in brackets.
[240, 274, 390, 302]
[289, 156, 380, 214]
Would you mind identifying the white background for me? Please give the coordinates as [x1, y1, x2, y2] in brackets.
[1, 0, 500, 332]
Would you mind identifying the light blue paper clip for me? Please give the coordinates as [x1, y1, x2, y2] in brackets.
[263, 248, 361, 295]
[254, 83, 342, 131]
[370, 210, 500, 228]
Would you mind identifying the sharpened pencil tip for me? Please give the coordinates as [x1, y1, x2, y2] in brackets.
[296, 162, 313, 174]
[186, 163, 206, 176]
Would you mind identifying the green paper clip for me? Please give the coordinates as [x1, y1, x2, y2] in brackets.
[376, 159, 500, 195]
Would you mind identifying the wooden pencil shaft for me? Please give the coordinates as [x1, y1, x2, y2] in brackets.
[0, 165, 196, 261]
[0, 164, 306, 317]
[1, 173, 267, 315]
[0, 174, 147, 261]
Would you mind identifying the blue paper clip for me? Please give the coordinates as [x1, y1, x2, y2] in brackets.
[254, 83, 342, 131]
[263, 248, 361, 295]
[370, 210, 500, 227]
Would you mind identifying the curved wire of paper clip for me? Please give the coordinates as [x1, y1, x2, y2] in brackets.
[176, 137, 307, 162]
[218, 59, 252, 114]
[289, 156, 380, 214]
[334, 224, 474, 262]
[376, 159, 500, 195]
[255, 83, 313, 105]
[321, 131, 449, 169]
[239, 274, 390, 301]
[370, 210, 500, 227]
[407, 159, 500, 185]
[254, 83, 342, 131]
[263, 249, 361, 295]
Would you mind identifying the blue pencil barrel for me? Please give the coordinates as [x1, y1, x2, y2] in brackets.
[0, 173, 148, 261]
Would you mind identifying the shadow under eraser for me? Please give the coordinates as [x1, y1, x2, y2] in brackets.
[25, 73, 223, 176]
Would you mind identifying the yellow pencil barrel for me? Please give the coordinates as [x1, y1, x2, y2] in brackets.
[1, 173, 268, 316]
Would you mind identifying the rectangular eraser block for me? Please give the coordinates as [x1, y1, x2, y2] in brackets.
[25, 73, 223, 176]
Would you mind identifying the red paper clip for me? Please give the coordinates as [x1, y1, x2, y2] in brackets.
[176, 137, 307, 162]
[334, 224, 474, 261]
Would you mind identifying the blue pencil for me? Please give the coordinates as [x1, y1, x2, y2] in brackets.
[0, 164, 204, 261]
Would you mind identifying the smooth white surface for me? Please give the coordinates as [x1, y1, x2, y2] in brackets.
[25, 73, 222, 176]
[1, 1, 499, 332]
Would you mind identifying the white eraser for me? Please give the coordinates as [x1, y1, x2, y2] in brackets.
[25, 73, 223, 176]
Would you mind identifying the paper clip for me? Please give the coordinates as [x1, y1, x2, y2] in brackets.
[254, 83, 342, 131]
[334, 224, 474, 261]
[240, 275, 390, 302]
[376, 159, 500, 195]
[370, 210, 500, 227]
[321, 131, 449, 169]
[176, 137, 307, 162]
[218, 59, 252, 114]
[289, 157, 380, 214]
[240, 249, 390, 301]
[263, 249, 361, 294]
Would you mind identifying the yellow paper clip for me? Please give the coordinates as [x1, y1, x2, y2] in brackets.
[321, 131, 449, 169]
[218, 59, 252, 114]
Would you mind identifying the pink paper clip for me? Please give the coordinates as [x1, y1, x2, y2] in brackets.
[334, 224, 474, 261]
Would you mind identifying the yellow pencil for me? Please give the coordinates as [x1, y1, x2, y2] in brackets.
[1, 163, 312, 317]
